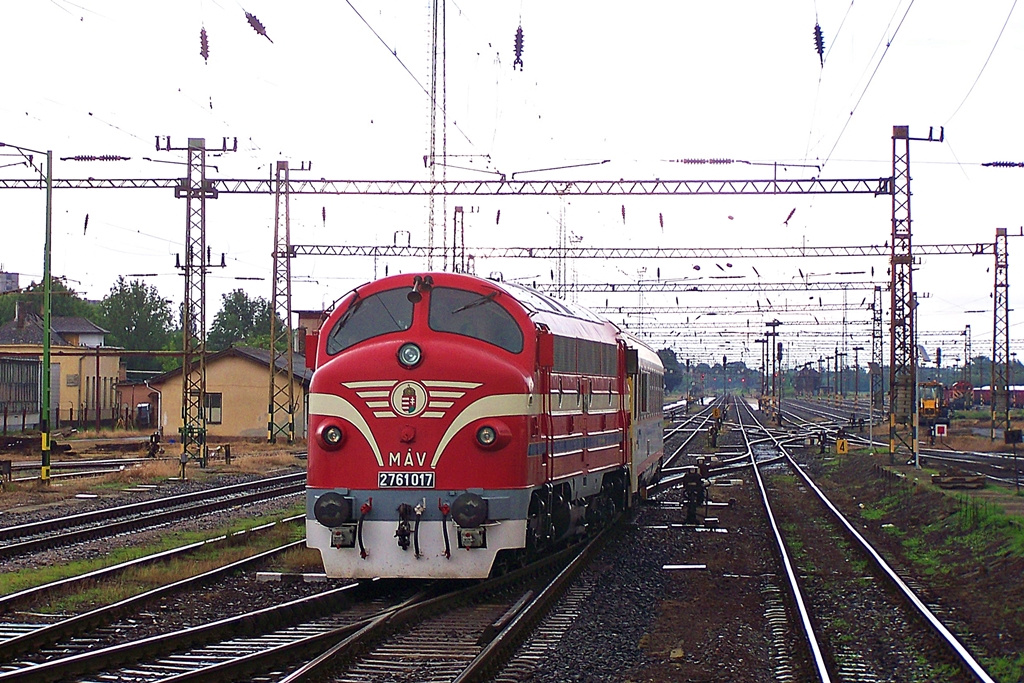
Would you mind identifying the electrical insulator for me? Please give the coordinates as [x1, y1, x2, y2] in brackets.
[200, 27, 210, 61]
[513, 25, 524, 70]
[245, 11, 273, 43]
[60, 155, 130, 161]
[813, 24, 825, 66]
[983, 161, 1024, 167]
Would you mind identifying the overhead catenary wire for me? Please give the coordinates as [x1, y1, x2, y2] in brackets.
[820, 0, 916, 168]
[342, 0, 473, 147]
[945, 0, 1018, 125]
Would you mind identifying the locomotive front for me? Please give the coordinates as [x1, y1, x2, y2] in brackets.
[305, 273, 538, 579]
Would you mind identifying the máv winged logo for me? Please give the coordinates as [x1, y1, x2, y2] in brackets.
[343, 379, 483, 419]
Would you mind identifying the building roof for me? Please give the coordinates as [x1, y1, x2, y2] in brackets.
[51, 317, 109, 335]
[146, 345, 311, 386]
[0, 313, 70, 346]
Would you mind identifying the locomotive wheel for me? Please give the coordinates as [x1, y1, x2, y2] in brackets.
[526, 490, 551, 554]
[550, 487, 571, 541]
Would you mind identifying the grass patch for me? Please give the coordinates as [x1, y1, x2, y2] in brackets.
[40, 525, 300, 614]
[268, 545, 324, 573]
[830, 617, 854, 643]
[0, 502, 305, 599]
[859, 493, 905, 522]
[900, 536, 947, 578]
[953, 495, 1024, 558]
[983, 652, 1024, 683]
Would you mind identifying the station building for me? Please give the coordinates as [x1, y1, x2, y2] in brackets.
[0, 304, 121, 430]
[137, 345, 311, 441]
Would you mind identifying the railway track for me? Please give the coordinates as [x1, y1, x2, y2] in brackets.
[0, 529, 612, 683]
[0, 514, 304, 644]
[734, 397, 996, 682]
[281, 530, 611, 683]
[0, 574, 403, 683]
[0, 472, 305, 560]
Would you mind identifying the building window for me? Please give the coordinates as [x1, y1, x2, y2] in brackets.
[205, 393, 223, 424]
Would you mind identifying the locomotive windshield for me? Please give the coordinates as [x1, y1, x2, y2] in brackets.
[325, 288, 414, 354]
[428, 287, 524, 353]
[920, 384, 942, 400]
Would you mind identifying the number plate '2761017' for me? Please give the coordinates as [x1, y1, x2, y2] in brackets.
[378, 471, 435, 488]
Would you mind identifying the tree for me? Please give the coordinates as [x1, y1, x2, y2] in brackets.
[657, 348, 683, 393]
[207, 289, 281, 351]
[100, 277, 174, 371]
[0, 277, 99, 323]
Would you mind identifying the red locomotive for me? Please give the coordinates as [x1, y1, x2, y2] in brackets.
[304, 272, 664, 579]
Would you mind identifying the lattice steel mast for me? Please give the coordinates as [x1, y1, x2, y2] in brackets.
[158, 136, 234, 475]
[268, 160, 296, 443]
[871, 285, 884, 411]
[992, 227, 1010, 438]
[168, 138, 211, 473]
[888, 125, 942, 466]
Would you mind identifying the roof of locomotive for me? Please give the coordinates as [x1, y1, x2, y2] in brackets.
[337, 272, 632, 347]
[617, 328, 665, 371]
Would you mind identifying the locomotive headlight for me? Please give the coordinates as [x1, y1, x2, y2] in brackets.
[314, 492, 352, 527]
[473, 420, 511, 450]
[476, 426, 497, 446]
[324, 426, 343, 445]
[397, 342, 422, 368]
[317, 423, 345, 451]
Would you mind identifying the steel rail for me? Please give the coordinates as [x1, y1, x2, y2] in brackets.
[0, 539, 307, 667]
[733, 399, 833, 682]
[0, 471, 304, 542]
[453, 526, 616, 682]
[0, 480, 304, 560]
[0, 515, 303, 617]
[735, 398, 997, 683]
[0, 580, 395, 683]
[279, 530, 614, 683]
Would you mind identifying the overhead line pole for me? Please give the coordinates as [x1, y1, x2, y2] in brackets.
[889, 125, 943, 467]
[159, 136, 235, 478]
[269, 161, 296, 444]
[992, 228, 1011, 439]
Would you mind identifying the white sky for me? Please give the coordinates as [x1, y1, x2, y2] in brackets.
[1, 0, 1023, 371]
